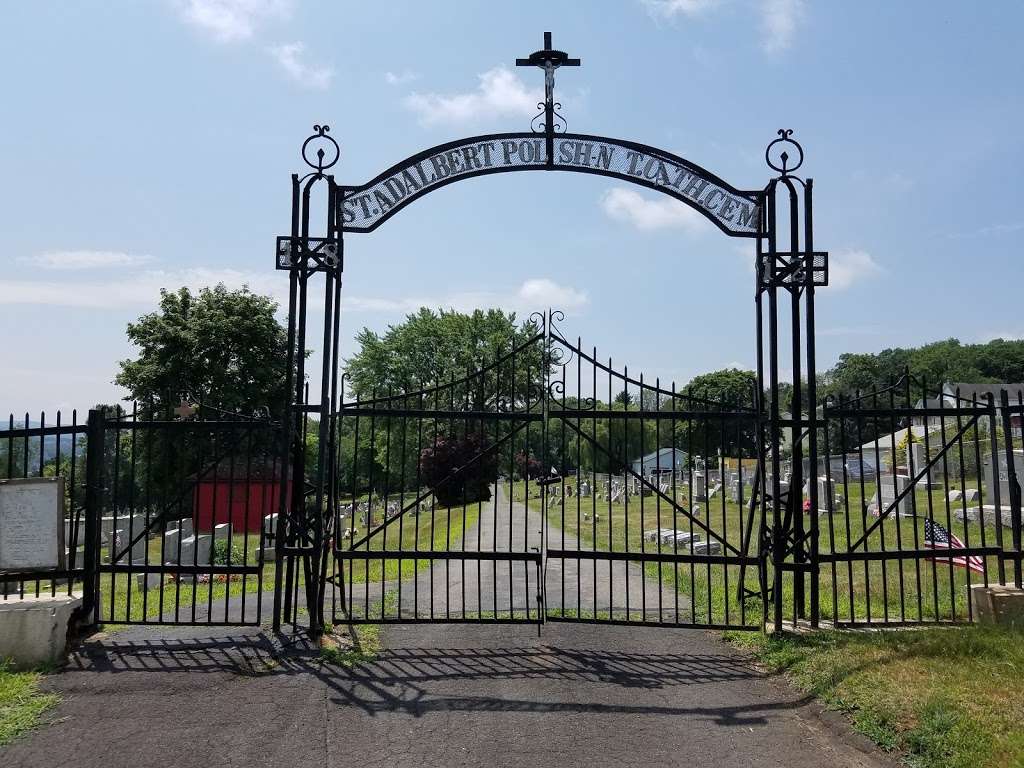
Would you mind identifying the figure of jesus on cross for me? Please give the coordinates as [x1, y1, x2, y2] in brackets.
[516, 32, 580, 167]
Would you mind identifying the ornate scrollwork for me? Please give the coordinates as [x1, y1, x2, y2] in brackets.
[302, 124, 340, 173]
[548, 379, 596, 410]
[765, 128, 804, 176]
[530, 102, 567, 134]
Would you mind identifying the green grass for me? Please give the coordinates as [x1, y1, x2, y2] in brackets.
[518, 474, 1005, 626]
[726, 625, 1024, 768]
[0, 660, 59, 747]
[320, 592, 396, 666]
[88, 501, 480, 624]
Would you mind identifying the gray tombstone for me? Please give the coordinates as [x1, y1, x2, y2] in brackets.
[112, 528, 148, 565]
[983, 450, 1024, 510]
[693, 539, 723, 555]
[135, 572, 165, 592]
[177, 534, 212, 566]
[692, 472, 707, 501]
[163, 528, 181, 561]
[908, 442, 936, 488]
[872, 474, 912, 517]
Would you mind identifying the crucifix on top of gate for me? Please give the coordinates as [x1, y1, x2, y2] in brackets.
[517, 32, 580, 168]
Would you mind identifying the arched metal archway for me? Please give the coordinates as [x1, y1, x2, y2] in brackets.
[272, 33, 826, 636]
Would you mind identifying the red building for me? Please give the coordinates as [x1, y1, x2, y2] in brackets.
[192, 458, 289, 534]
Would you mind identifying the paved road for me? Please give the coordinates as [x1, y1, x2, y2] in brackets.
[3, 622, 889, 768]
[2, 491, 891, 767]
[350, 485, 682, 622]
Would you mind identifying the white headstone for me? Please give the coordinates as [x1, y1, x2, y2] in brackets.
[0, 478, 64, 570]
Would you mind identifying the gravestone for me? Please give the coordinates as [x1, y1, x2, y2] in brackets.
[802, 476, 835, 515]
[178, 517, 194, 538]
[908, 442, 936, 487]
[871, 474, 913, 517]
[163, 528, 182, 561]
[693, 539, 723, 555]
[0, 478, 64, 571]
[135, 572, 165, 592]
[983, 450, 1024, 510]
[177, 534, 212, 566]
[691, 473, 706, 501]
[112, 529, 148, 565]
[579, 480, 591, 497]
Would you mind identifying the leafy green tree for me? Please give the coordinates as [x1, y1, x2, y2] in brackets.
[116, 285, 289, 415]
[344, 308, 543, 405]
[676, 368, 759, 460]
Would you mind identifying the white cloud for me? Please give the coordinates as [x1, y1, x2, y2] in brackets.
[174, 0, 293, 43]
[760, 0, 805, 53]
[517, 279, 588, 312]
[643, 0, 722, 17]
[385, 70, 420, 86]
[404, 66, 540, 127]
[827, 249, 883, 291]
[0, 268, 286, 309]
[600, 187, 707, 232]
[268, 42, 333, 89]
[19, 250, 156, 270]
[0, 271, 588, 318]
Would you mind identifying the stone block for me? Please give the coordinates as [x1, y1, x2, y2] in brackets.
[0, 594, 81, 668]
[970, 583, 1024, 628]
[177, 534, 212, 566]
[135, 572, 166, 592]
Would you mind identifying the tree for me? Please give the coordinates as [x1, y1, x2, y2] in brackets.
[344, 308, 544, 405]
[116, 285, 289, 415]
[676, 368, 759, 459]
[420, 431, 496, 506]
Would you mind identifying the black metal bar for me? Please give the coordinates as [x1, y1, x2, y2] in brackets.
[77, 409, 104, 627]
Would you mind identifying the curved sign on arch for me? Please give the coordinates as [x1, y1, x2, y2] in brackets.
[338, 132, 763, 238]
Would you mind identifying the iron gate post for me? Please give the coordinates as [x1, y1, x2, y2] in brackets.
[78, 408, 105, 628]
[999, 390, 1024, 586]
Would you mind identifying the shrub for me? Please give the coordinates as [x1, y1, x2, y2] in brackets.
[420, 431, 496, 507]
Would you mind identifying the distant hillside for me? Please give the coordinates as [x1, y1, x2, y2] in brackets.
[0, 421, 78, 463]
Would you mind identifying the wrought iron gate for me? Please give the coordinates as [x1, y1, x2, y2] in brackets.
[328, 312, 766, 629]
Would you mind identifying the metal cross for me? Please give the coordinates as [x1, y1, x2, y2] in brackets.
[516, 32, 580, 166]
[516, 32, 580, 105]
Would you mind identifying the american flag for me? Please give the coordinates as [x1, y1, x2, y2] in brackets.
[923, 519, 985, 574]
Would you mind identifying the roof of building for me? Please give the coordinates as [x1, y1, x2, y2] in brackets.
[632, 447, 687, 466]
[858, 424, 935, 454]
[944, 382, 1024, 405]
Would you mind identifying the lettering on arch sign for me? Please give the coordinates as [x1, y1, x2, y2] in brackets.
[338, 132, 762, 237]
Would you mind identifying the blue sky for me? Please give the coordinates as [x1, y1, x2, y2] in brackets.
[2, 1, 1023, 415]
